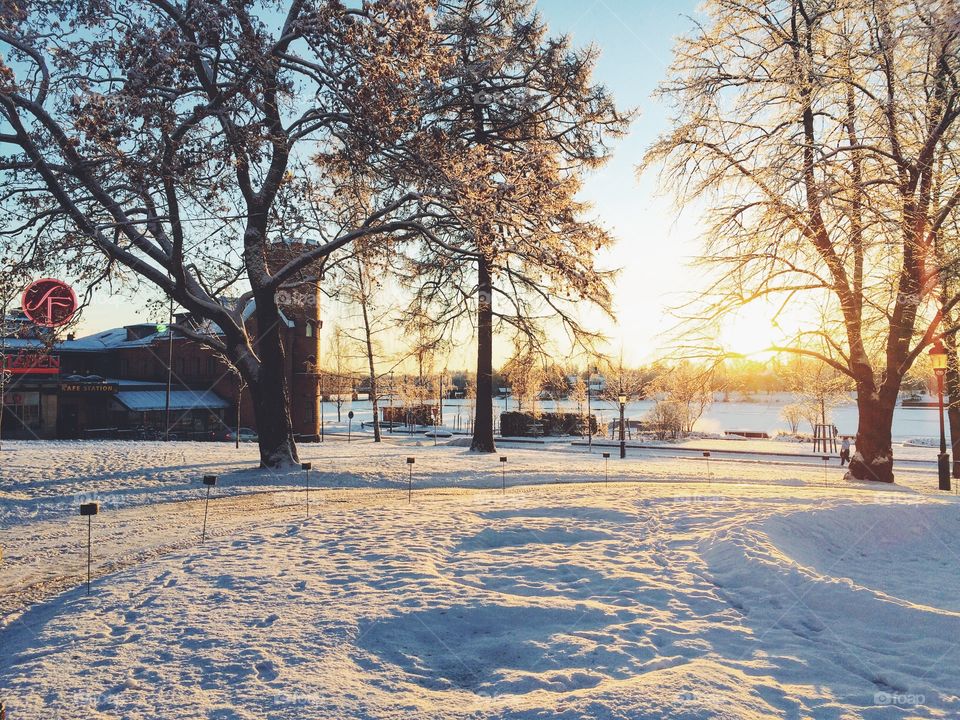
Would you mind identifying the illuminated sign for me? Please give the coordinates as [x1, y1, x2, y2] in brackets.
[2, 352, 61, 375]
[22, 278, 78, 327]
[60, 382, 118, 394]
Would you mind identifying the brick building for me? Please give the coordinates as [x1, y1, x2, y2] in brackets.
[0, 276, 322, 441]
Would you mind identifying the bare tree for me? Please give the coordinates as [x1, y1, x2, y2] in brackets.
[570, 374, 588, 416]
[647, 363, 716, 434]
[648, 400, 684, 440]
[781, 403, 805, 435]
[787, 360, 851, 434]
[334, 249, 395, 442]
[540, 364, 571, 406]
[0, 1, 441, 467]
[501, 349, 543, 414]
[325, 327, 354, 423]
[646, 0, 960, 482]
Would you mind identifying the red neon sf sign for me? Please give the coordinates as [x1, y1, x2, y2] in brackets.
[21, 279, 78, 327]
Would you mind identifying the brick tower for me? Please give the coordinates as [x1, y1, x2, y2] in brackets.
[267, 240, 322, 440]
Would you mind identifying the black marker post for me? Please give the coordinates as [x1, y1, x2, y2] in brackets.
[79, 502, 99, 594]
[302, 462, 312, 517]
[406, 457, 415, 503]
[201, 475, 217, 543]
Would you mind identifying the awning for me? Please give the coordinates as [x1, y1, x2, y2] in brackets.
[115, 389, 230, 412]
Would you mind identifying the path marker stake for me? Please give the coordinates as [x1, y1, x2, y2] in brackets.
[201, 475, 217, 543]
[302, 462, 312, 517]
[406, 457, 415, 503]
[79, 502, 99, 594]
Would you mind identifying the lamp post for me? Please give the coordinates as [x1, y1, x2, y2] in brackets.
[618, 394, 627, 459]
[930, 340, 951, 491]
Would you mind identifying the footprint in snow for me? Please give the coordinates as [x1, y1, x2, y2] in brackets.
[251, 613, 279, 628]
[255, 660, 279, 681]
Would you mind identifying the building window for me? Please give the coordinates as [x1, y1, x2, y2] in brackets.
[305, 321, 314, 338]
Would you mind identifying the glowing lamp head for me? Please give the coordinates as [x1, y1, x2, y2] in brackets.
[618, 394, 627, 405]
[930, 340, 948, 375]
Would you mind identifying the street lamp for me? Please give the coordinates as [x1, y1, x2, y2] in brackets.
[618, 393, 627, 459]
[930, 340, 951, 491]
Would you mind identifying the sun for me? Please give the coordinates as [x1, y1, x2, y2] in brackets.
[717, 304, 785, 358]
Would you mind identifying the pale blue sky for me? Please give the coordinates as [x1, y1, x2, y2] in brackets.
[533, 0, 705, 363]
[78, 0, 707, 366]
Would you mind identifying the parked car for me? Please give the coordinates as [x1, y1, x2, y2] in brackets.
[223, 428, 258, 442]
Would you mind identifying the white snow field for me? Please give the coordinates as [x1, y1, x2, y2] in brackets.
[2, 437, 960, 719]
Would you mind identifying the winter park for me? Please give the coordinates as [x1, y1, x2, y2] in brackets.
[4, 1, 960, 719]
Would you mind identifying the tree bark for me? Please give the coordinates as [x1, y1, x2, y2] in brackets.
[471, 255, 496, 452]
[251, 290, 299, 468]
[847, 390, 896, 483]
[360, 295, 382, 443]
[946, 333, 960, 478]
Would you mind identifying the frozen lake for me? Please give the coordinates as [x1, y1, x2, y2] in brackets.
[340, 394, 942, 442]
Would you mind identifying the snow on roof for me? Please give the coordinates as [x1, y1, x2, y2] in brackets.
[1, 327, 163, 352]
[241, 298, 294, 328]
[115, 389, 230, 412]
[4, 299, 296, 354]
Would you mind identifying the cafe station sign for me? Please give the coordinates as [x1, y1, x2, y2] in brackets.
[60, 381, 118, 394]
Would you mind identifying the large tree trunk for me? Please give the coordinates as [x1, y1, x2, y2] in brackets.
[471, 255, 496, 452]
[946, 333, 960, 478]
[847, 389, 896, 483]
[251, 291, 300, 468]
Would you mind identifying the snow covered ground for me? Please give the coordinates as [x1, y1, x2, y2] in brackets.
[3, 438, 960, 718]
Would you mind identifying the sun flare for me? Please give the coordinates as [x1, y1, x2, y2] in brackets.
[717, 304, 787, 358]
